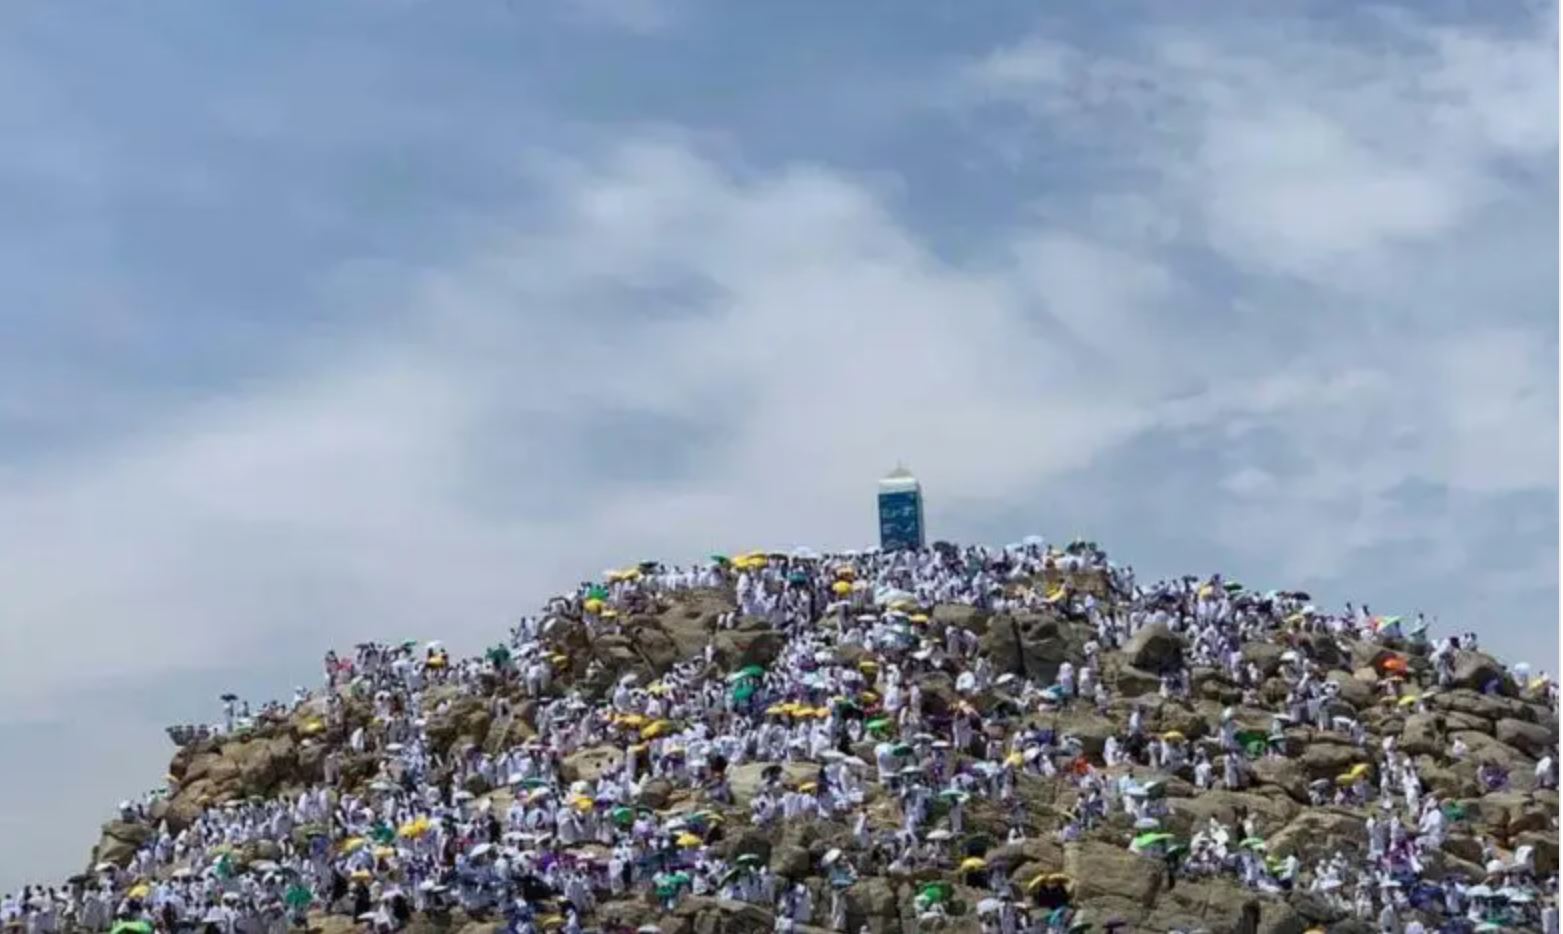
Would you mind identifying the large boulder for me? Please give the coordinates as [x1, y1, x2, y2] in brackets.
[1399, 713, 1444, 757]
[844, 877, 905, 934]
[90, 820, 153, 868]
[1169, 790, 1299, 837]
[1297, 737, 1367, 780]
[981, 613, 1084, 682]
[1125, 622, 1183, 673]
[1250, 757, 1309, 803]
[1268, 809, 1366, 863]
[710, 629, 785, 670]
[1434, 689, 1533, 725]
[1114, 666, 1164, 697]
[671, 896, 775, 934]
[225, 734, 300, 795]
[1324, 672, 1375, 711]
[933, 604, 988, 635]
[424, 696, 492, 755]
[1451, 651, 1515, 695]
[560, 745, 623, 783]
[727, 762, 818, 806]
[1305, 634, 1345, 670]
[1064, 840, 1162, 908]
[1241, 643, 1287, 679]
[1495, 717, 1556, 758]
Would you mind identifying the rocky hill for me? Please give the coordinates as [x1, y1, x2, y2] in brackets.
[52, 546, 1562, 934]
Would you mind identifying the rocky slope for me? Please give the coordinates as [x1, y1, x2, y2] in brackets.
[77, 554, 1558, 934]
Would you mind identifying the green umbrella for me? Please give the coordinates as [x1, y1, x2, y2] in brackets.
[612, 806, 635, 826]
[866, 718, 892, 731]
[710, 554, 730, 564]
[739, 664, 766, 679]
[1131, 832, 1175, 850]
[727, 670, 758, 684]
[110, 923, 153, 934]
[918, 882, 953, 903]
[587, 585, 609, 601]
[285, 884, 313, 910]
[891, 744, 914, 756]
[732, 683, 757, 703]
[1223, 581, 1244, 592]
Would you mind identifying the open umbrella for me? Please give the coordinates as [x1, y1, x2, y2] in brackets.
[1130, 832, 1175, 852]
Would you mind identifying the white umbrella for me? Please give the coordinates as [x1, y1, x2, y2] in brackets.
[1466, 884, 1494, 898]
[470, 843, 494, 857]
[926, 829, 953, 841]
[977, 898, 1004, 915]
[822, 848, 842, 867]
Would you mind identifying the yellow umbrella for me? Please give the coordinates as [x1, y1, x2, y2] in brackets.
[571, 795, 595, 812]
[127, 884, 151, 900]
[640, 720, 672, 739]
[426, 655, 447, 669]
[1348, 763, 1371, 780]
[889, 600, 917, 612]
[601, 609, 619, 620]
[676, 832, 702, 848]
[1334, 773, 1357, 787]
[858, 660, 879, 672]
[300, 720, 325, 736]
[341, 837, 366, 854]
[539, 916, 565, 932]
[831, 581, 853, 595]
[373, 846, 397, 860]
[1397, 695, 1419, 707]
[351, 869, 372, 881]
[614, 714, 648, 728]
[909, 614, 929, 623]
[959, 857, 987, 872]
[584, 598, 604, 615]
[400, 816, 432, 838]
[765, 704, 790, 716]
[799, 782, 818, 793]
[1161, 730, 1186, 742]
[1004, 752, 1024, 767]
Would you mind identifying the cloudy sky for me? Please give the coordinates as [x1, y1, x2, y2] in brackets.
[0, 0, 1555, 890]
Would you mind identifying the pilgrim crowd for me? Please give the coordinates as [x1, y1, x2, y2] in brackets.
[3, 540, 1557, 934]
